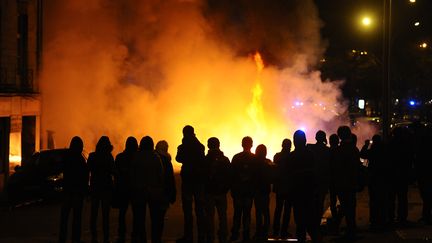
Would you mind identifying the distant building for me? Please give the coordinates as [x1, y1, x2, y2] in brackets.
[0, 0, 43, 191]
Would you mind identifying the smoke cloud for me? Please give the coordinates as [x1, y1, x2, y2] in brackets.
[41, 0, 370, 162]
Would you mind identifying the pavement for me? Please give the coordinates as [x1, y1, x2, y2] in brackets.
[0, 177, 431, 243]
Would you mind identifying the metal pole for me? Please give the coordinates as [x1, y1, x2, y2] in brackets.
[382, 0, 392, 140]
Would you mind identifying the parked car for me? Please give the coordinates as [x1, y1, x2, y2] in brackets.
[7, 149, 69, 205]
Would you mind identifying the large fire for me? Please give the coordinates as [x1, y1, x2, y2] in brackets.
[40, 0, 374, 168]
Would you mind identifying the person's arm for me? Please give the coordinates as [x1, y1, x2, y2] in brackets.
[360, 140, 370, 159]
[175, 145, 184, 163]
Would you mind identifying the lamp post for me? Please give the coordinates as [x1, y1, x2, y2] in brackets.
[382, 0, 392, 140]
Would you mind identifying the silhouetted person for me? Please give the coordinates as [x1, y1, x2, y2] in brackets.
[332, 126, 360, 240]
[328, 134, 340, 221]
[272, 139, 292, 238]
[155, 140, 177, 240]
[307, 131, 331, 230]
[413, 127, 432, 225]
[59, 136, 89, 243]
[114, 136, 138, 243]
[88, 136, 116, 243]
[388, 127, 414, 225]
[360, 135, 389, 231]
[280, 130, 318, 242]
[254, 144, 274, 241]
[176, 125, 207, 243]
[230, 136, 257, 241]
[203, 137, 231, 243]
[130, 136, 165, 243]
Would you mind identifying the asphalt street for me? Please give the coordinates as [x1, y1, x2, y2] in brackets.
[0, 176, 431, 243]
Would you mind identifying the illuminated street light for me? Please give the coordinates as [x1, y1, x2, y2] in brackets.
[414, 21, 420, 26]
[409, 0, 416, 3]
[420, 42, 428, 48]
[362, 16, 372, 26]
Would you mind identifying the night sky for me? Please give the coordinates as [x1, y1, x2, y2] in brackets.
[316, 0, 432, 56]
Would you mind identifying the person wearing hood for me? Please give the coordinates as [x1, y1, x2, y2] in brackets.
[114, 136, 138, 243]
[176, 125, 206, 243]
[58, 136, 89, 243]
[203, 137, 231, 243]
[130, 136, 165, 243]
[155, 140, 177, 240]
[88, 136, 116, 243]
[254, 144, 274, 241]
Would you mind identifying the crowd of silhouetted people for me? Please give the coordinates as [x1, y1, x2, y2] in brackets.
[58, 124, 432, 243]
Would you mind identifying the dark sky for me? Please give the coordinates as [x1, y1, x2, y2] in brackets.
[315, 0, 432, 56]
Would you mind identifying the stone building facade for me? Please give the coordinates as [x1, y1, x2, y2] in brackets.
[0, 0, 43, 191]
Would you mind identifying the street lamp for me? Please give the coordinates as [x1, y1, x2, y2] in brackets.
[382, 0, 392, 139]
[362, 16, 372, 26]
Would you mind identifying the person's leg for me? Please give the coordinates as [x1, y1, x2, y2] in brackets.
[273, 194, 283, 236]
[216, 194, 228, 243]
[71, 194, 84, 243]
[118, 205, 127, 242]
[343, 191, 357, 237]
[194, 184, 206, 243]
[242, 197, 253, 241]
[281, 197, 292, 238]
[231, 196, 242, 241]
[90, 193, 100, 242]
[149, 201, 165, 243]
[101, 192, 112, 243]
[131, 201, 146, 243]
[181, 182, 194, 242]
[292, 199, 306, 242]
[263, 194, 270, 239]
[59, 193, 72, 243]
[207, 195, 216, 243]
[254, 195, 263, 239]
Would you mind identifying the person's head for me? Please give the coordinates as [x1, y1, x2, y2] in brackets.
[281, 138, 292, 152]
[139, 136, 154, 151]
[155, 140, 169, 154]
[372, 134, 381, 145]
[125, 136, 138, 152]
[69, 136, 83, 154]
[329, 134, 339, 148]
[337, 126, 352, 141]
[293, 130, 307, 149]
[95, 136, 113, 153]
[241, 136, 253, 151]
[255, 144, 267, 158]
[182, 125, 195, 138]
[207, 137, 220, 150]
[315, 130, 327, 145]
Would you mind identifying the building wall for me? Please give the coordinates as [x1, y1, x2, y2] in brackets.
[0, 0, 42, 192]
